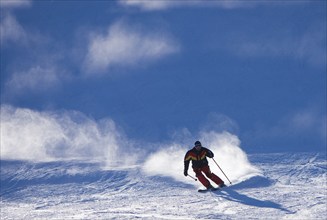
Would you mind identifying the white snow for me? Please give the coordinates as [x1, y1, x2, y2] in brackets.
[1, 152, 326, 219]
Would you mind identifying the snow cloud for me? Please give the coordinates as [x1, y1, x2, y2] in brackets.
[84, 21, 179, 75]
[0, 13, 28, 45]
[0, 0, 33, 46]
[230, 26, 326, 68]
[142, 131, 261, 186]
[118, 0, 245, 10]
[0, 105, 139, 167]
[118, 0, 303, 11]
[1, 13, 70, 96]
[1, 104, 260, 184]
[200, 113, 239, 135]
[0, 0, 32, 9]
[119, 0, 174, 11]
[5, 66, 65, 95]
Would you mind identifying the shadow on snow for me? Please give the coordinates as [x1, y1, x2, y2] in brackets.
[212, 176, 294, 213]
[215, 189, 293, 213]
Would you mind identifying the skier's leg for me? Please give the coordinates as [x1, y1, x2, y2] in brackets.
[202, 166, 224, 185]
[193, 168, 211, 188]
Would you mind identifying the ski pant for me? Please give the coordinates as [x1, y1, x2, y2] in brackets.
[193, 165, 224, 188]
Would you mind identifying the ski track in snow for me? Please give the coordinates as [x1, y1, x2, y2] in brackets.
[1, 153, 326, 219]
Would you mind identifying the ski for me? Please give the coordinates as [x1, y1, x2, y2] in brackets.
[198, 187, 220, 193]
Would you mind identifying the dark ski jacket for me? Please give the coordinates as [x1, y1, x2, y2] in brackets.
[184, 147, 214, 171]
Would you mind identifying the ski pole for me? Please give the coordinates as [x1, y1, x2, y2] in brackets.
[212, 158, 232, 185]
[188, 174, 197, 181]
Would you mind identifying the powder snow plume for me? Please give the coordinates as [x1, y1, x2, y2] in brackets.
[0, 105, 139, 168]
[1, 105, 260, 184]
[142, 131, 261, 185]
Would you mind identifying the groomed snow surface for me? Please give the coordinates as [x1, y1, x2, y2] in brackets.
[1, 152, 326, 219]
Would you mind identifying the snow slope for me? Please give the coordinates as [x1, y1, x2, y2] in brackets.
[1, 152, 326, 219]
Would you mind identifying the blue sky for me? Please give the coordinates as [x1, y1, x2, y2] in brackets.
[1, 0, 326, 154]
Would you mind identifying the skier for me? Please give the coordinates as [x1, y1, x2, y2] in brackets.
[184, 141, 226, 189]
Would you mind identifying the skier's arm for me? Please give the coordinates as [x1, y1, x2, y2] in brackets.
[184, 152, 191, 176]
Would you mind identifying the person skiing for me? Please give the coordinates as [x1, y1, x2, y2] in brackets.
[184, 141, 226, 189]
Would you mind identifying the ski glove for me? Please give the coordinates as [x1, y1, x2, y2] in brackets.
[207, 150, 214, 158]
[184, 170, 188, 176]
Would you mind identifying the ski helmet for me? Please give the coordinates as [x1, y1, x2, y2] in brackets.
[194, 141, 202, 146]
